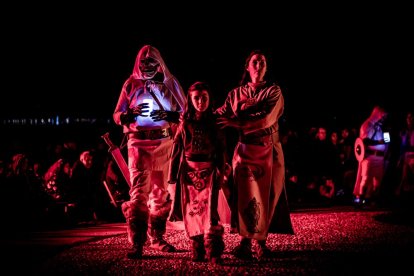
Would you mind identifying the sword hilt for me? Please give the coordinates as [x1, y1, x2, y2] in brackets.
[101, 132, 117, 151]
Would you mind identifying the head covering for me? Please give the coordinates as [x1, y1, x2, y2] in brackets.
[129, 45, 186, 111]
[359, 105, 388, 140]
[368, 105, 387, 124]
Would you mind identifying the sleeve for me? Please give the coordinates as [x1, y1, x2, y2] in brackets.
[214, 91, 235, 118]
[239, 86, 280, 121]
[239, 86, 284, 134]
[167, 124, 184, 184]
[113, 81, 131, 126]
[164, 76, 186, 112]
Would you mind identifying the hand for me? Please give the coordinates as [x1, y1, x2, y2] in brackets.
[131, 103, 150, 117]
[119, 103, 150, 124]
[150, 110, 180, 123]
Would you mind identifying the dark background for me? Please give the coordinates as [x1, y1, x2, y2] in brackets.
[1, 4, 412, 130]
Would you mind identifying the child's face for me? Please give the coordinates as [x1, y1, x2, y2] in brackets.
[190, 90, 209, 112]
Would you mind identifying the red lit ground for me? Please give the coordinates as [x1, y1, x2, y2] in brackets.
[3, 206, 414, 275]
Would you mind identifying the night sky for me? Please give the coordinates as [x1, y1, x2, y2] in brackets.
[2, 4, 411, 130]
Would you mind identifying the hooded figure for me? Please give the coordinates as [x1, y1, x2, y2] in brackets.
[113, 45, 186, 259]
[353, 105, 389, 207]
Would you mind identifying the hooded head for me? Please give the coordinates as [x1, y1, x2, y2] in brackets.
[369, 105, 388, 125]
[128, 45, 186, 111]
[132, 45, 168, 80]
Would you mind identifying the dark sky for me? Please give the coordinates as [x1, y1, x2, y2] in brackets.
[2, 4, 411, 129]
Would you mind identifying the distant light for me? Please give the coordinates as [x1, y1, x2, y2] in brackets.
[0, 115, 112, 126]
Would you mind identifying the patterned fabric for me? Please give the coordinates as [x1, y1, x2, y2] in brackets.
[181, 161, 215, 237]
[215, 81, 294, 238]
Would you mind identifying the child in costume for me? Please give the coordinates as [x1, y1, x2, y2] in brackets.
[168, 81, 227, 264]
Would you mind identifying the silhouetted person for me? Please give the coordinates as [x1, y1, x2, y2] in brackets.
[70, 150, 100, 223]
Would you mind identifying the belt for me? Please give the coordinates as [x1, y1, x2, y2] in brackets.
[365, 149, 385, 157]
[240, 131, 277, 145]
[128, 127, 172, 140]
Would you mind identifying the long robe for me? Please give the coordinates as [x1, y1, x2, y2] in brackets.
[215, 82, 294, 240]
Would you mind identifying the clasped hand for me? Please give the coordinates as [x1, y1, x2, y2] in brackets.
[120, 103, 150, 124]
[130, 103, 150, 117]
[150, 110, 179, 123]
[123, 104, 179, 123]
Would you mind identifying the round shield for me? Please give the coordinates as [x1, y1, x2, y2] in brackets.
[354, 137, 365, 162]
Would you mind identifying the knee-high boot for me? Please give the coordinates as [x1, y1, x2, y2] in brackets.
[125, 218, 148, 259]
[148, 214, 176, 252]
[191, 234, 206, 262]
[205, 225, 225, 264]
[256, 239, 272, 259]
[122, 201, 148, 259]
[232, 236, 253, 260]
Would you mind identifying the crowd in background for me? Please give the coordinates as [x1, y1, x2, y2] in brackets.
[0, 110, 413, 231]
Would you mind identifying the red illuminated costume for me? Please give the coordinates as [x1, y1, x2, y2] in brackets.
[353, 106, 388, 206]
[113, 45, 186, 258]
[168, 82, 226, 264]
[215, 50, 293, 259]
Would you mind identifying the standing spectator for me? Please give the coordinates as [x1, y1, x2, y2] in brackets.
[43, 158, 72, 202]
[305, 127, 340, 205]
[215, 49, 294, 259]
[353, 105, 389, 207]
[70, 150, 100, 223]
[4, 153, 47, 230]
[113, 45, 186, 259]
[337, 127, 358, 202]
[42, 157, 75, 225]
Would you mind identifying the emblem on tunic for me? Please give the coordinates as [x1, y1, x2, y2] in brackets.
[189, 199, 208, 217]
[186, 168, 212, 190]
[243, 197, 260, 233]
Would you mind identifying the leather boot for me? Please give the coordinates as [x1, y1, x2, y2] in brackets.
[126, 219, 148, 259]
[205, 225, 224, 264]
[232, 237, 253, 260]
[148, 215, 176, 252]
[122, 201, 148, 259]
[256, 239, 272, 259]
[191, 235, 205, 262]
[127, 245, 143, 259]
